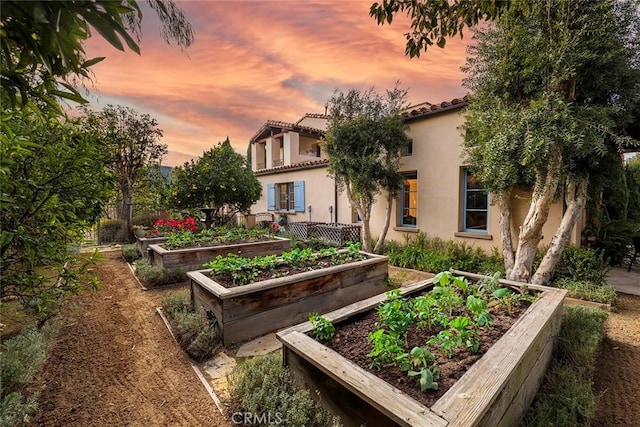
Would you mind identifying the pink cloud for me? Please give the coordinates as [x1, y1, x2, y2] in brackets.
[83, 1, 469, 166]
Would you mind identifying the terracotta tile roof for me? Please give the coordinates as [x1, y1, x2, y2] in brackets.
[250, 120, 324, 143]
[255, 158, 329, 176]
[402, 95, 469, 121]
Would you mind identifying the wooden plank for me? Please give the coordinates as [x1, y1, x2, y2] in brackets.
[222, 280, 388, 345]
[281, 331, 448, 427]
[286, 348, 399, 427]
[564, 297, 611, 311]
[430, 289, 566, 426]
[493, 335, 557, 427]
[277, 279, 434, 336]
[450, 269, 561, 293]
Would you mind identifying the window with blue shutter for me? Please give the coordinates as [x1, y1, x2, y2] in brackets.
[293, 181, 305, 212]
[267, 183, 275, 211]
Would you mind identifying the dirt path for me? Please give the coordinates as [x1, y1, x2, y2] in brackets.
[32, 250, 229, 427]
[593, 293, 640, 426]
[31, 252, 640, 426]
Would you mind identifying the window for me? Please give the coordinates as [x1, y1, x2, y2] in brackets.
[267, 181, 305, 212]
[402, 139, 413, 157]
[399, 173, 418, 227]
[277, 183, 294, 210]
[462, 170, 489, 232]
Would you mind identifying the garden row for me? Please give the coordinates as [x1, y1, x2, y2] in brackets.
[122, 220, 613, 426]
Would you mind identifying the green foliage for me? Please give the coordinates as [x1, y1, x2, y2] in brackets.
[384, 233, 504, 276]
[398, 346, 439, 391]
[522, 306, 608, 426]
[161, 291, 220, 361]
[162, 227, 271, 249]
[82, 105, 167, 228]
[0, 323, 57, 425]
[552, 245, 609, 285]
[323, 83, 411, 253]
[203, 245, 365, 287]
[461, 0, 640, 282]
[369, 0, 506, 57]
[171, 138, 262, 226]
[135, 259, 185, 287]
[228, 353, 341, 427]
[1, 0, 193, 110]
[121, 244, 142, 263]
[554, 279, 617, 306]
[309, 313, 335, 341]
[1, 108, 113, 314]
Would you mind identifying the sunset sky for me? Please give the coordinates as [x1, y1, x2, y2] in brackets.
[83, 1, 470, 167]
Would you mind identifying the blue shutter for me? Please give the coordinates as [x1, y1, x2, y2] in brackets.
[267, 183, 275, 211]
[293, 181, 305, 212]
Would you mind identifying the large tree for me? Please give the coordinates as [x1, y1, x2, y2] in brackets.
[83, 105, 167, 228]
[171, 138, 262, 226]
[1, 0, 194, 110]
[461, 0, 640, 284]
[323, 85, 411, 253]
[0, 107, 114, 313]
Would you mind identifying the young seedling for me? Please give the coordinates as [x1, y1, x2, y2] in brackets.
[309, 313, 335, 341]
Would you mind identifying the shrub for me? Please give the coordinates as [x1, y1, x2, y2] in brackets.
[228, 353, 341, 427]
[121, 244, 141, 263]
[522, 305, 608, 427]
[383, 232, 504, 276]
[135, 259, 186, 287]
[161, 291, 221, 361]
[553, 245, 609, 285]
[0, 323, 57, 426]
[131, 211, 158, 229]
[554, 279, 617, 305]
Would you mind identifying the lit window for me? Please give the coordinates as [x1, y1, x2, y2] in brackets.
[462, 170, 489, 232]
[399, 173, 418, 227]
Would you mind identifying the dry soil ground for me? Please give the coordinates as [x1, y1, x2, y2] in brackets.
[30, 250, 640, 426]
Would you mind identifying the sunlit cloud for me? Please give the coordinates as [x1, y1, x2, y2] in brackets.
[83, 1, 469, 166]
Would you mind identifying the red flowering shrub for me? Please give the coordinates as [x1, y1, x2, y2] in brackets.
[152, 217, 198, 235]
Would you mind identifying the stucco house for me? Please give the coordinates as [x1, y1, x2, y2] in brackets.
[248, 97, 584, 253]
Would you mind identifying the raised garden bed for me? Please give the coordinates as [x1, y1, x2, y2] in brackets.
[148, 236, 291, 273]
[277, 270, 567, 427]
[135, 235, 168, 258]
[187, 249, 389, 346]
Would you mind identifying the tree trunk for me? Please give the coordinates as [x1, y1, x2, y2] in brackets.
[508, 145, 562, 282]
[344, 180, 373, 252]
[120, 178, 134, 228]
[373, 192, 394, 254]
[497, 189, 516, 277]
[532, 178, 588, 285]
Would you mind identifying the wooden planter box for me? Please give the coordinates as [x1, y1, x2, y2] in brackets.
[148, 237, 291, 273]
[135, 235, 168, 258]
[187, 252, 389, 346]
[277, 271, 567, 427]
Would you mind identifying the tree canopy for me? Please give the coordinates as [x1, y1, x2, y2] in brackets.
[0, 107, 114, 312]
[171, 139, 262, 226]
[323, 84, 411, 253]
[461, 0, 640, 283]
[82, 105, 167, 227]
[0, 0, 194, 110]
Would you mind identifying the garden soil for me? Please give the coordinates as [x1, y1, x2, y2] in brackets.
[30, 251, 640, 426]
[31, 250, 230, 427]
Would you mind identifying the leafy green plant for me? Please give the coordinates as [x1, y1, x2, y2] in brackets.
[121, 244, 141, 263]
[376, 289, 415, 336]
[554, 279, 617, 305]
[397, 346, 440, 391]
[309, 313, 335, 341]
[203, 247, 366, 286]
[367, 329, 405, 370]
[135, 259, 186, 287]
